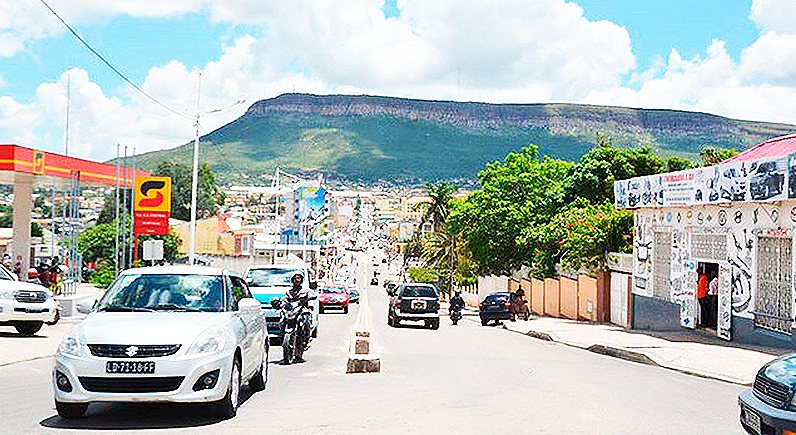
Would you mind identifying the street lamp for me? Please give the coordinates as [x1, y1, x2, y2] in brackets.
[187, 72, 245, 264]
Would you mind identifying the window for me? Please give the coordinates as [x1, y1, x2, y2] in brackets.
[230, 276, 250, 310]
[755, 236, 793, 333]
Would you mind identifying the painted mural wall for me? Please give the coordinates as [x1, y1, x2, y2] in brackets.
[632, 200, 796, 332]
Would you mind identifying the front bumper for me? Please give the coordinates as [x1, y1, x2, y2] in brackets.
[320, 300, 348, 310]
[0, 298, 57, 323]
[53, 350, 233, 404]
[739, 389, 796, 434]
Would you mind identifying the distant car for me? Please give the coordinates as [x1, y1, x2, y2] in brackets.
[749, 161, 784, 200]
[319, 284, 349, 314]
[739, 352, 796, 435]
[387, 283, 440, 329]
[53, 266, 268, 419]
[347, 284, 360, 304]
[479, 292, 514, 326]
[0, 263, 58, 335]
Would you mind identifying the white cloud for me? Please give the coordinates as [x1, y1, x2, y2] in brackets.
[750, 0, 796, 33]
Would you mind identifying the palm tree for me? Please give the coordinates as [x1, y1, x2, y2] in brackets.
[416, 182, 457, 234]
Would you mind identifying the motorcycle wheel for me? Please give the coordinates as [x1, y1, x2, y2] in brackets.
[282, 332, 294, 365]
[293, 330, 304, 362]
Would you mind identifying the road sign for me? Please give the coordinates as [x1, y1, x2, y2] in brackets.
[134, 177, 171, 235]
[142, 240, 164, 261]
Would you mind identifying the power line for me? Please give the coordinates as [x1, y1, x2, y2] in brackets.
[38, 0, 192, 121]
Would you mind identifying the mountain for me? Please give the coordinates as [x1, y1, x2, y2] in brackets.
[131, 93, 796, 185]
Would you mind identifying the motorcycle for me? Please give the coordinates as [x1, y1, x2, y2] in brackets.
[271, 298, 312, 365]
[450, 307, 462, 325]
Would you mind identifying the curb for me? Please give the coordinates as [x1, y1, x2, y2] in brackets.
[500, 323, 751, 385]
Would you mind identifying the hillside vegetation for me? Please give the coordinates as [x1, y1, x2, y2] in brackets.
[130, 93, 796, 185]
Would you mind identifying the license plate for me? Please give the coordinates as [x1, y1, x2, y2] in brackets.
[106, 361, 155, 374]
[411, 300, 425, 309]
[26, 308, 45, 313]
[741, 405, 761, 435]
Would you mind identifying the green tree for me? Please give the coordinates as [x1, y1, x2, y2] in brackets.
[664, 156, 698, 172]
[154, 162, 226, 221]
[699, 147, 738, 166]
[450, 146, 571, 275]
[415, 182, 457, 233]
[97, 188, 133, 225]
[0, 205, 43, 237]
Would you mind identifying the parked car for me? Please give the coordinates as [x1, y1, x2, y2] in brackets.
[749, 161, 785, 200]
[245, 263, 319, 345]
[479, 292, 514, 325]
[319, 284, 349, 314]
[387, 283, 440, 329]
[0, 263, 58, 335]
[739, 352, 796, 434]
[53, 266, 268, 419]
[347, 284, 360, 304]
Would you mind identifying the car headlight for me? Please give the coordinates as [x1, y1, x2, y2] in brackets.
[57, 328, 83, 357]
[0, 289, 14, 299]
[187, 325, 228, 355]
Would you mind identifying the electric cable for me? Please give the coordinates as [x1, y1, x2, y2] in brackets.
[38, 0, 193, 121]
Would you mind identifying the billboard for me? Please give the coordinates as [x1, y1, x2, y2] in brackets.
[134, 177, 172, 235]
[615, 155, 789, 209]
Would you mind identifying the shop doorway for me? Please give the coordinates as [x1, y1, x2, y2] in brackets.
[697, 262, 719, 329]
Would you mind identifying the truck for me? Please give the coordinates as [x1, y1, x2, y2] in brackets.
[244, 259, 319, 345]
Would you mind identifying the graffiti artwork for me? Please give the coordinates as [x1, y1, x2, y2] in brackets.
[718, 264, 732, 340]
[633, 214, 654, 297]
[728, 229, 754, 317]
[670, 228, 696, 328]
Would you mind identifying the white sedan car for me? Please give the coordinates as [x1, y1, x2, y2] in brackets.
[0, 264, 58, 335]
[53, 266, 268, 419]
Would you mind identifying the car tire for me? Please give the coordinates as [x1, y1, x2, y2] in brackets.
[249, 352, 266, 392]
[510, 314, 516, 322]
[216, 358, 240, 419]
[430, 318, 440, 330]
[393, 316, 400, 326]
[319, 307, 324, 314]
[481, 318, 488, 326]
[55, 400, 88, 419]
[15, 321, 43, 336]
[343, 306, 349, 314]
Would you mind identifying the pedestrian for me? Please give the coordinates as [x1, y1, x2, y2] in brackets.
[708, 269, 719, 327]
[697, 265, 709, 327]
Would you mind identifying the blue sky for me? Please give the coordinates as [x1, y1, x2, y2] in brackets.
[0, 0, 794, 161]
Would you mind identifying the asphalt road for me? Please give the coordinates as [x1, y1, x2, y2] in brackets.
[0, 257, 748, 434]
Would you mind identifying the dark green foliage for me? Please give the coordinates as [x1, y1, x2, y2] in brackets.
[153, 162, 225, 221]
[699, 147, 739, 166]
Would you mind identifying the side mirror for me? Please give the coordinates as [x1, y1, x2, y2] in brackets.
[309, 281, 318, 290]
[270, 298, 283, 309]
[76, 298, 96, 314]
[238, 298, 261, 314]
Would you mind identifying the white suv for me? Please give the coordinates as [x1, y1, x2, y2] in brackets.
[0, 264, 58, 336]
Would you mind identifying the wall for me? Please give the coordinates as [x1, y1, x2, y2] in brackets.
[559, 277, 578, 319]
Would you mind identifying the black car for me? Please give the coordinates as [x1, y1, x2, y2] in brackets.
[739, 352, 796, 434]
[749, 161, 785, 200]
[479, 292, 513, 325]
[387, 283, 440, 329]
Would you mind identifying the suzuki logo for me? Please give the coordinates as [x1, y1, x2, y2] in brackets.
[125, 346, 139, 357]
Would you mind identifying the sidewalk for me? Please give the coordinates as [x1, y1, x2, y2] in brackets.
[479, 311, 788, 385]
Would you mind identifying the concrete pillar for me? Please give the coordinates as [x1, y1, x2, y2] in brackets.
[12, 173, 33, 281]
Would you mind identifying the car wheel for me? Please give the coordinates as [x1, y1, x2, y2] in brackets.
[55, 400, 88, 419]
[431, 318, 440, 330]
[387, 313, 393, 327]
[15, 321, 43, 336]
[510, 313, 516, 322]
[249, 352, 266, 392]
[216, 358, 240, 419]
[319, 307, 324, 314]
[46, 309, 60, 326]
[343, 306, 349, 314]
[481, 318, 488, 326]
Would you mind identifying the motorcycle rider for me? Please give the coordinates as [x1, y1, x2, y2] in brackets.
[280, 273, 311, 362]
[449, 290, 465, 324]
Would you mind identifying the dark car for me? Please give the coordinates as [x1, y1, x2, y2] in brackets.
[749, 161, 784, 200]
[479, 292, 513, 325]
[387, 283, 440, 329]
[739, 352, 796, 434]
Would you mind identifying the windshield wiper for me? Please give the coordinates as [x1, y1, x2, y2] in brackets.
[150, 303, 202, 312]
[98, 305, 153, 312]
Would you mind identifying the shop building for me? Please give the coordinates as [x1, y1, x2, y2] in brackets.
[614, 134, 796, 348]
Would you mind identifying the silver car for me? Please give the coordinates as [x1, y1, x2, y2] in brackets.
[53, 266, 268, 419]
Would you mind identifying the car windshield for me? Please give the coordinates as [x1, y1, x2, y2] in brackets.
[246, 268, 302, 287]
[400, 286, 437, 298]
[96, 273, 225, 312]
[486, 294, 510, 302]
[323, 286, 346, 293]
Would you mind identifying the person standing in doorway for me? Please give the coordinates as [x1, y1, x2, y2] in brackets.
[708, 269, 719, 328]
[697, 265, 710, 327]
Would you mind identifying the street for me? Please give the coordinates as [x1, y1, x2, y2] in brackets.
[0, 259, 748, 434]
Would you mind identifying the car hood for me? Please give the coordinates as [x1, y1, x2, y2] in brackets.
[78, 312, 230, 345]
[0, 279, 51, 293]
[249, 285, 288, 304]
[761, 353, 796, 387]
